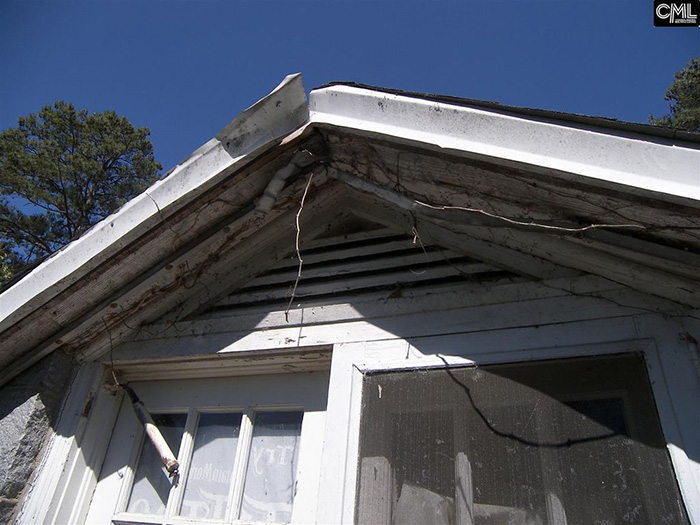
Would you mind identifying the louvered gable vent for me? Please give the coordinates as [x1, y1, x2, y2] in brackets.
[195, 217, 526, 319]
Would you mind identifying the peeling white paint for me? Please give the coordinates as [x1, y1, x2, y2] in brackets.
[309, 85, 700, 204]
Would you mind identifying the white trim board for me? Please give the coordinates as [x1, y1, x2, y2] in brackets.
[129, 273, 686, 342]
[309, 85, 700, 204]
[110, 289, 684, 365]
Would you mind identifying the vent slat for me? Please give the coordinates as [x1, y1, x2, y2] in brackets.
[194, 231, 522, 319]
[245, 249, 466, 287]
[272, 237, 417, 269]
[299, 225, 399, 250]
[205, 272, 518, 315]
[218, 263, 497, 306]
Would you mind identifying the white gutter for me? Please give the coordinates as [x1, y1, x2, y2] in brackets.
[309, 85, 700, 204]
[0, 74, 309, 330]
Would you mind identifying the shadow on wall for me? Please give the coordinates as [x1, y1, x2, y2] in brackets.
[0, 350, 75, 523]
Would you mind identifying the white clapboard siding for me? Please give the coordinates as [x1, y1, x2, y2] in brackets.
[197, 232, 525, 316]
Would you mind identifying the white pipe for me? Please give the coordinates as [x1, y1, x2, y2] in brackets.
[124, 385, 179, 476]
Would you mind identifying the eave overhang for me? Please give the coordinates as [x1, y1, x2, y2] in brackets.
[1, 74, 698, 386]
[310, 84, 700, 205]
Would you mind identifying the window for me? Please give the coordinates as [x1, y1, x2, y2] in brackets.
[356, 354, 689, 524]
[87, 372, 328, 525]
[123, 410, 301, 522]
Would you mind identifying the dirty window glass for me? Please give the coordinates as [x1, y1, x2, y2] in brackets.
[178, 413, 242, 520]
[239, 412, 303, 523]
[127, 414, 187, 515]
[356, 354, 689, 525]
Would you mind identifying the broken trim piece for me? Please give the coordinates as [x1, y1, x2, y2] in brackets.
[0, 73, 310, 331]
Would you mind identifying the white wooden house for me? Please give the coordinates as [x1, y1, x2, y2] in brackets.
[1, 74, 699, 524]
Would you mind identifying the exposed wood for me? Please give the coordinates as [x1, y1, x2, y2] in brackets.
[0, 131, 327, 382]
[193, 276, 526, 321]
[301, 217, 401, 250]
[340, 188, 581, 280]
[312, 85, 700, 205]
[114, 346, 332, 382]
[183, 191, 507, 318]
[418, 221, 581, 280]
[7, 125, 698, 380]
[438, 223, 700, 308]
[279, 237, 420, 267]
[10, 80, 700, 525]
[69, 171, 333, 363]
[569, 229, 700, 281]
[165, 174, 340, 320]
[325, 132, 700, 251]
[325, 166, 698, 307]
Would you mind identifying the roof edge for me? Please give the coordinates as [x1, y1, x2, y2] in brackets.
[316, 81, 700, 145]
[0, 74, 309, 330]
[309, 84, 700, 205]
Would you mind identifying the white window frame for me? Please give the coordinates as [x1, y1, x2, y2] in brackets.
[87, 371, 328, 525]
[316, 317, 700, 524]
[17, 348, 331, 525]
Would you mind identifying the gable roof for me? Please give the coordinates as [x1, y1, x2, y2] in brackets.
[1, 73, 698, 385]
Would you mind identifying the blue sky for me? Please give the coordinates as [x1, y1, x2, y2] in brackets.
[1, 1, 698, 172]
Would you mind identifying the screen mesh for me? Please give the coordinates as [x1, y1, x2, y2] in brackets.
[356, 354, 688, 525]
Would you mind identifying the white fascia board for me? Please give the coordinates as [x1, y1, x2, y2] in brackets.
[0, 73, 309, 329]
[309, 85, 700, 204]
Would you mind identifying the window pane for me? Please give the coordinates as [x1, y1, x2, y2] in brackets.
[126, 414, 187, 515]
[356, 354, 690, 525]
[239, 412, 303, 523]
[178, 413, 242, 520]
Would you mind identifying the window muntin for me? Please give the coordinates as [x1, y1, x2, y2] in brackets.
[119, 409, 302, 524]
[356, 354, 689, 524]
